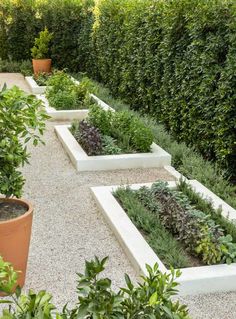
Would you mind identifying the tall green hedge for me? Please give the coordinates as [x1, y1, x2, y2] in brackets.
[91, 0, 236, 178]
[0, 0, 94, 70]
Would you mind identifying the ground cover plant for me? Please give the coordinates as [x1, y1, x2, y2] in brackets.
[70, 103, 154, 156]
[115, 181, 236, 269]
[0, 256, 191, 319]
[46, 71, 90, 110]
[73, 73, 236, 211]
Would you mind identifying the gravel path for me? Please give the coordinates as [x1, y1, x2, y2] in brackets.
[1, 73, 236, 318]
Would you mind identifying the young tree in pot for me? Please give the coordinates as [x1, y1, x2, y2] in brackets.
[31, 27, 53, 75]
[0, 85, 48, 288]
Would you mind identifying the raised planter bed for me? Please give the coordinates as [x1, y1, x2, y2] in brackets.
[54, 124, 171, 171]
[25, 76, 48, 94]
[91, 179, 236, 295]
[36, 94, 114, 121]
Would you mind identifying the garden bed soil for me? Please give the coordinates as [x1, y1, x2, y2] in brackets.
[0, 200, 27, 221]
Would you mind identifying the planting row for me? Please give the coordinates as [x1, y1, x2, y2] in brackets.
[26, 70, 114, 121]
[92, 179, 236, 295]
[25, 69, 171, 171]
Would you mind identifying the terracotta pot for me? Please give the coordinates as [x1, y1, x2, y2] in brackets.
[32, 59, 52, 75]
[0, 198, 33, 288]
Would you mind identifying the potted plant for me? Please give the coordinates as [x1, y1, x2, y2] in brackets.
[0, 85, 48, 287]
[31, 27, 53, 75]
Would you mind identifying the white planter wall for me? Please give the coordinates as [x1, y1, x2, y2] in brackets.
[55, 125, 171, 171]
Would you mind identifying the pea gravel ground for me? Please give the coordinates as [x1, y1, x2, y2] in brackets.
[1, 73, 236, 318]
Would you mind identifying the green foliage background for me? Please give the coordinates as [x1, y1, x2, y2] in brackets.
[91, 0, 236, 177]
[0, 0, 235, 176]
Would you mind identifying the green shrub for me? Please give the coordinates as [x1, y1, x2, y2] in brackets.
[91, 0, 236, 177]
[39, 0, 94, 70]
[31, 27, 53, 59]
[0, 0, 94, 70]
[33, 72, 51, 86]
[129, 117, 154, 152]
[0, 256, 191, 319]
[0, 0, 39, 61]
[0, 85, 48, 198]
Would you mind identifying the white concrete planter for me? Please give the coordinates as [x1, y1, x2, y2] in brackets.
[55, 124, 171, 171]
[91, 180, 236, 295]
[25, 76, 48, 94]
[36, 95, 88, 121]
[36, 94, 114, 122]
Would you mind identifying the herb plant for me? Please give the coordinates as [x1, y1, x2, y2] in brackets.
[116, 181, 236, 266]
[87, 103, 154, 153]
[46, 71, 90, 110]
[0, 85, 48, 198]
[71, 120, 102, 156]
[33, 72, 51, 86]
[115, 187, 191, 268]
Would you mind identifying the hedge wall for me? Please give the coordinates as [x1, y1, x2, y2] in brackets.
[0, 0, 93, 70]
[91, 0, 236, 178]
[0, 0, 235, 177]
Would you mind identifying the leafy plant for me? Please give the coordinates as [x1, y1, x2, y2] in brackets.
[46, 71, 90, 110]
[88, 103, 153, 153]
[31, 27, 53, 59]
[88, 103, 113, 135]
[177, 180, 236, 243]
[0, 85, 48, 198]
[0, 256, 191, 319]
[116, 180, 236, 266]
[72, 120, 102, 156]
[34, 72, 51, 86]
[115, 187, 191, 268]
[101, 135, 122, 155]
[0, 256, 18, 295]
[151, 181, 236, 265]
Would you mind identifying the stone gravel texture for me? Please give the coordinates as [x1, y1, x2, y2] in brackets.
[1, 73, 236, 318]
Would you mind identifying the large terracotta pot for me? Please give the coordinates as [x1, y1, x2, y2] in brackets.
[0, 198, 33, 288]
[32, 59, 52, 75]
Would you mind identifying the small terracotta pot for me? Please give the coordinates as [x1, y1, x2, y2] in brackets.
[0, 198, 33, 288]
[32, 59, 52, 75]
